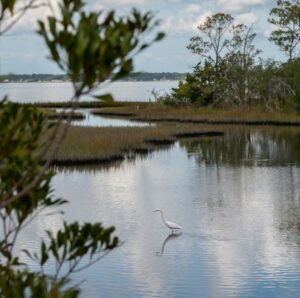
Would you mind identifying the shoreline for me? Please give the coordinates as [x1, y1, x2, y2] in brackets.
[92, 103, 300, 127]
[22, 101, 300, 127]
[26, 101, 300, 166]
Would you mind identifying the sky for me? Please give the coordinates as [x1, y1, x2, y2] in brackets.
[0, 0, 284, 74]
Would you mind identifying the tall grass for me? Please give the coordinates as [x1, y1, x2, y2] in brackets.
[92, 103, 300, 124]
[51, 124, 223, 164]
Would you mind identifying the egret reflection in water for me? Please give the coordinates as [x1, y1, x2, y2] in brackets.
[156, 232, 182, 256]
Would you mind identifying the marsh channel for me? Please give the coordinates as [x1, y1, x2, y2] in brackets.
[6, 82, 300, 297]
[21, 124, 300, 298]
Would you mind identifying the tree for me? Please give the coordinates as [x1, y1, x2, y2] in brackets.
[187, 13, 234, 74]
[250, 59, 294, 109]
[0, 0, 163, 296]
[224, 24, 261, 104]
[280, 58, 300, 107]
[269, 0, 300, 60]
[171, 62, 218, 105]
[269, 1, 300, 107]
[174, 13, 261, 106]
[184, 13, 235, 104]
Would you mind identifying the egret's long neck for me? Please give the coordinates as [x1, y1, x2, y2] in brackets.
[159, 211, 167, 226]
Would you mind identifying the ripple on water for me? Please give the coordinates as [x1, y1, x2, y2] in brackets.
[13, 127, 300, 297]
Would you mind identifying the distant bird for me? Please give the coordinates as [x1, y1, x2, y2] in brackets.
[153, 209, 182, 233]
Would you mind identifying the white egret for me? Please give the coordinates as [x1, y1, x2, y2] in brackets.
[153, 209, 182, 233]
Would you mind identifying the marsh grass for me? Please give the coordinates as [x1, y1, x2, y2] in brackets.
[38, 101, 300, 165]
[51, 124, 224, 164]
[92, 103, 300, 125]
[23, 101, 142, 109]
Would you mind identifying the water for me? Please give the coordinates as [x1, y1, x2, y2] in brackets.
[18, 126, 300, 297]
[69, 109, 153, 127]
[0, 81, 178, 102]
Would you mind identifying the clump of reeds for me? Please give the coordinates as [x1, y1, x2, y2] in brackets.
[92, 103, 300, 125]
[50, 124, 224, 164]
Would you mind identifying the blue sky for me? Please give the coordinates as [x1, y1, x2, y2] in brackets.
[0, 0, 284, 74]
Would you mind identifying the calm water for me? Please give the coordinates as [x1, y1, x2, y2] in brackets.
[0, 81, 178, 102]
[69, 109, 153, 127]
[18, 126, 300, 297]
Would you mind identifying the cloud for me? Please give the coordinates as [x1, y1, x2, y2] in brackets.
[185, 4, 202, 14]
[105, 0, 147, 4]
[91, 0, 162, 9]
[161, 7, 213, 36]
[264, 23, 277, 38]
[1, 0, 61, 34]
[235, 12, 259, 25]
[218, 0, 266, 12]
[1, 0, 284, 73]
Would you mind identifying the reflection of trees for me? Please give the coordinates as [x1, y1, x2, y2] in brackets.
[181, 127, 300, 241]
[53, 161, 124, 174]
[179, 128, 300, 166]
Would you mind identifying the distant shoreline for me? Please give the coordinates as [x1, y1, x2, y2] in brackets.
[0, 72, 185, 83]
[0, 79, 180, 83]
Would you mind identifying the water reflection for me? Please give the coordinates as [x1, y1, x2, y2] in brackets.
[180, 127, 300, 166]
[72, 109, 153, 127]
[56, 108, 152, 127]
[53, 154, 157, 175]
[156, 233, 182, 256]
[16, 127, 300, 297]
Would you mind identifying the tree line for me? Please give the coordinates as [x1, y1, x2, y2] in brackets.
[168, 0, 300, 110]
[0, 72, 185, 82]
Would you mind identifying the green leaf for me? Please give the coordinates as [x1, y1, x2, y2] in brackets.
[93, 94, 114, 103]
[155, 32, 165, 41]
